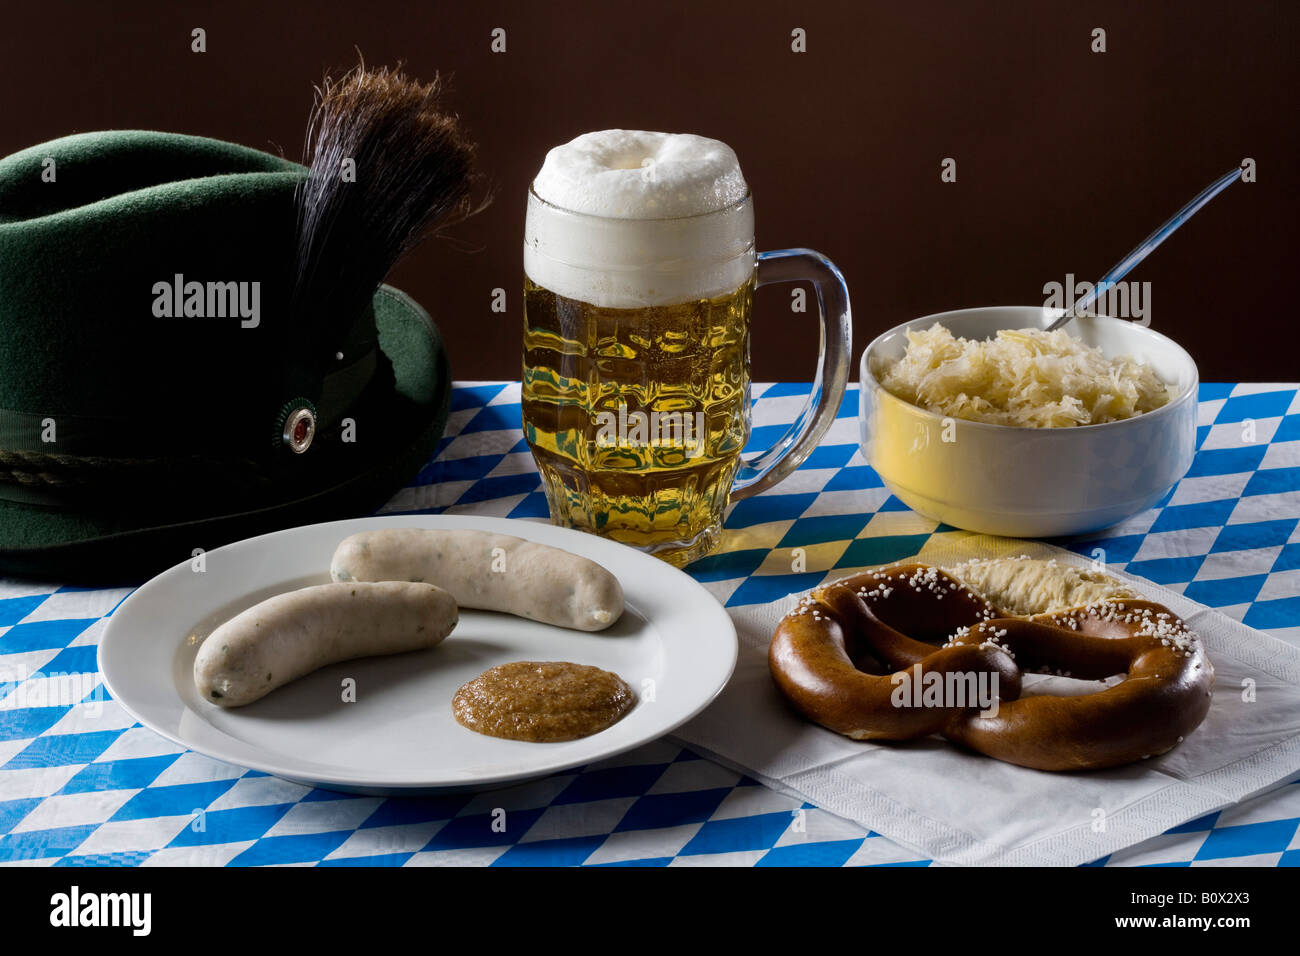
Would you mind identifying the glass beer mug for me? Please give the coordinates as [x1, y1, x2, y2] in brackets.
[522, 131, 851, 566]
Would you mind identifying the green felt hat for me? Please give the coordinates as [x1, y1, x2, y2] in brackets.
[0, 130, 452, 582]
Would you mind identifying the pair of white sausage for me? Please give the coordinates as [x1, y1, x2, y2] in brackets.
[194, 529, 624, 708]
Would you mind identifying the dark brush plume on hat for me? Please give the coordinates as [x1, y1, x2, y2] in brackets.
[0, 61, 483, 580]
[292, 62, 485, 351]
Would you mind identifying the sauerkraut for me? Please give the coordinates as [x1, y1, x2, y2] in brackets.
[876, 324, 1174, 427]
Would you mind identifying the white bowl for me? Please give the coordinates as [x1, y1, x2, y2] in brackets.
[858, 306, 1199, 539]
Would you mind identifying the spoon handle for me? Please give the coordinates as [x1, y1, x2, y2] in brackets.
[1046, 166, 1242, 331]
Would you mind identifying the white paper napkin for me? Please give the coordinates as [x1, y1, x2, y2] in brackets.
[673, 534, 1300, 866]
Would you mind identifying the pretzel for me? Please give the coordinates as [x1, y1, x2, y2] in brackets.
[769, 563, 1214, 771]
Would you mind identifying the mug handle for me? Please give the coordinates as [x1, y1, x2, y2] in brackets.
[731, 248, 853, 500]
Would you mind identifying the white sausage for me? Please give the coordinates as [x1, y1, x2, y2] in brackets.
[193, 581, 458, 707]
[329, 528, 624, 632]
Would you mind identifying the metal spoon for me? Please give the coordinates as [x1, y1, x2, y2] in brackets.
[1045, 166, 1241, 331]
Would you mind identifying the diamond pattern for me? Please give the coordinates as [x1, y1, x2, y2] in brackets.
[0, 382, 1297, 866]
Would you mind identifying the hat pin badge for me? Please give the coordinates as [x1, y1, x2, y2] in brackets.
[278, 400, 317, 454]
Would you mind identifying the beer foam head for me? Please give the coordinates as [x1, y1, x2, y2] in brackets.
[526, 130, 754, 308]
[532, 130, 748, 219]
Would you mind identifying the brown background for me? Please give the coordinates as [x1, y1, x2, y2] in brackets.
[3, 0, 1296, 383]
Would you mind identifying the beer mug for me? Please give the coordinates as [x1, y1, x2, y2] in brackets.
[522, 131, 851, 565]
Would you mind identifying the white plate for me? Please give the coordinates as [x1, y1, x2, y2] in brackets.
[99, 515, 737, 795]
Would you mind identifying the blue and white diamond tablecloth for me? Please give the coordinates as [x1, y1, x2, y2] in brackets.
[2, 381, 1298, 867]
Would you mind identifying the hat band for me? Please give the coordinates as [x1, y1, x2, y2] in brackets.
[0, 446, 271, 508]
[0, 344, 380, 507]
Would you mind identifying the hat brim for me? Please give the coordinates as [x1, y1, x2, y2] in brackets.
[0, 284, 452, 584]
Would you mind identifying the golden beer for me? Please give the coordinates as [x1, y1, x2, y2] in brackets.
[522, 276, 752, 564]
[522, 130, 852, 566]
